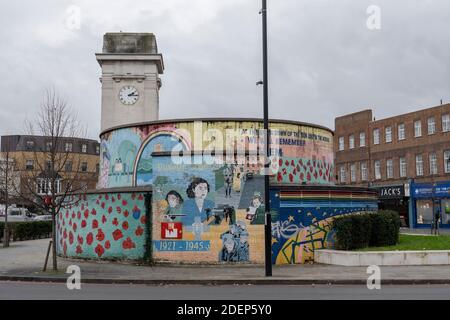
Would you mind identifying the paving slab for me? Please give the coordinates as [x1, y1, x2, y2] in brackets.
[2, 239, 450, 285]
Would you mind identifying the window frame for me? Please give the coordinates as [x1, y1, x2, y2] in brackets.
[414, 120, 422, 137]
[416, 154, 424, 176]
[398, 123, 405, 140]
[359, 132, 366, 147]
[385, 126, 392, 143]
[427, 117, 436, 135]
[373, 128, 380, 145]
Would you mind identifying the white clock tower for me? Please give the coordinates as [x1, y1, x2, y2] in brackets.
[96, 33, 164, 132]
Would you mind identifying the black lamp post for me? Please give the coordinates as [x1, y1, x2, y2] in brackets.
[260, 0, 272, 277]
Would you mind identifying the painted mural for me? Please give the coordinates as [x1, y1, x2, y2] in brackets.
[151, 154, 266, 263]
[56, 192, 148, 260]
[97, 120, 334, 189]
[270, 188, 378, 264]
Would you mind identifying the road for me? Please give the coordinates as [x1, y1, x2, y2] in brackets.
[1, 281, 450, 300]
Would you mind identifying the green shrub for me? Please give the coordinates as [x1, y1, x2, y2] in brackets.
[0, 221, 52, 242]
[333, 210, 400, 250]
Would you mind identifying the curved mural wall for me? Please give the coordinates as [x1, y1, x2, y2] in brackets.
[58, 118, 359, 265]
[97, 119, 335, 189]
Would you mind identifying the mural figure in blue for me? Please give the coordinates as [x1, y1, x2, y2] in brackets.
[218, 233, 239, 262]
[219, 221, 249, 262]
[181, 177, 215, 226]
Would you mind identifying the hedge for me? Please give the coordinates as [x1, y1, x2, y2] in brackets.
[0, 221, 52, 242]
[333, 210, 400, 250]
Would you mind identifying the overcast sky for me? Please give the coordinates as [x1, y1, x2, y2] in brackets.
[1, 0, 449, 140]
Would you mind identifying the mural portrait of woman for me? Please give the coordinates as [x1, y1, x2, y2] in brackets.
[163, 190, 185, 222]
[181, 177, 215, 226]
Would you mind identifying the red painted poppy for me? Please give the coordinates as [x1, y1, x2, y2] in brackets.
[112, 229, 123, 241]
[122, 237, 135, 250]
[135, 226, 144, 236]
[95, 244, 105, 257]
[86, 232, 94, 245]
[96, 229, 105, 241]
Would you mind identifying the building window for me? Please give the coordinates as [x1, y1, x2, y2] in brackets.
[373, 129, 380, 145]
[349, 135, 355, 149]
[416, 200, 433, 224]
[427, 117, 436, 135]
[81, 144, 87, 153]
[350, 163, 356, 182]
[443, 114, 450, 132]
[359, 132, 366, 147]
[81, 162, 88, 172]
[36, 178, 61, 195]
[26, 140, 34, 150]
[414, 120, 422, 137]
[386, 159, 393, 179]
[46, 141, 53, 151]
[361, 162, 368, 181]
[338, 137, 344, 151]
[96, 163, 100, 174]
[385, 127, 392, 143]
[65, 161, 72, 172]
[416, 154, 423, 176]
[398, 123, 405, 140]
[25, 160, 34, 170]
[340, 166, 346, 183]
[429, 153, 437, 175]
[444, 151, 450, 173]
[400, 157, 407, 178]
[96, 145, 100, 154]
[65, 142, 73, 152]
[374, 160, 381, 180]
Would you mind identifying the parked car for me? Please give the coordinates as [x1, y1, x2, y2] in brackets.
[33, 214, 52, 221]
[0, 207, 35, 222]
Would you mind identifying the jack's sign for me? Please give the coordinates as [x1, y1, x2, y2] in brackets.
[378, 185, 404, 199]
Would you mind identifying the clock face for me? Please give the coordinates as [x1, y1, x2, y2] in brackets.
[119, 86, 139, 105]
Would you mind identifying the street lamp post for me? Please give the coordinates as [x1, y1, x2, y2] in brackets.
[261, 0, 272, 277]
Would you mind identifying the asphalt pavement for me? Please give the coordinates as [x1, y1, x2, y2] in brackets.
[1, 281, 450, 300]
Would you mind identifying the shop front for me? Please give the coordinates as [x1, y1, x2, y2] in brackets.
[375, 184, 410, 227]
[411, 181, 450, 229]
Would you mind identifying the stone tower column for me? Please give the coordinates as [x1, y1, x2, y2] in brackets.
[96, 33, 164, 133]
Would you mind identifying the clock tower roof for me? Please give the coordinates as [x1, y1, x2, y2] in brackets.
[102, 32, 158, 54]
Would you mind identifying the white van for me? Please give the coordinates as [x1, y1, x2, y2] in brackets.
[0, 207, 34, 222]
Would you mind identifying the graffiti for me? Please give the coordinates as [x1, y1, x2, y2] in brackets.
[275, 218, 334, 264]
[271, 188, 378, 264]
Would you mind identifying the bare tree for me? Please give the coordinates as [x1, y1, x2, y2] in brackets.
[16, 88, 91, 270]
[0, 147, 18, 248]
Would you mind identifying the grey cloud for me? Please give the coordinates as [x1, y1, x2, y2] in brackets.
[1, 0, 449, 139]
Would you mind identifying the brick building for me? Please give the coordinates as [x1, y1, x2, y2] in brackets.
[335, 103, 450, 228]
[1, 135, 100, 210]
